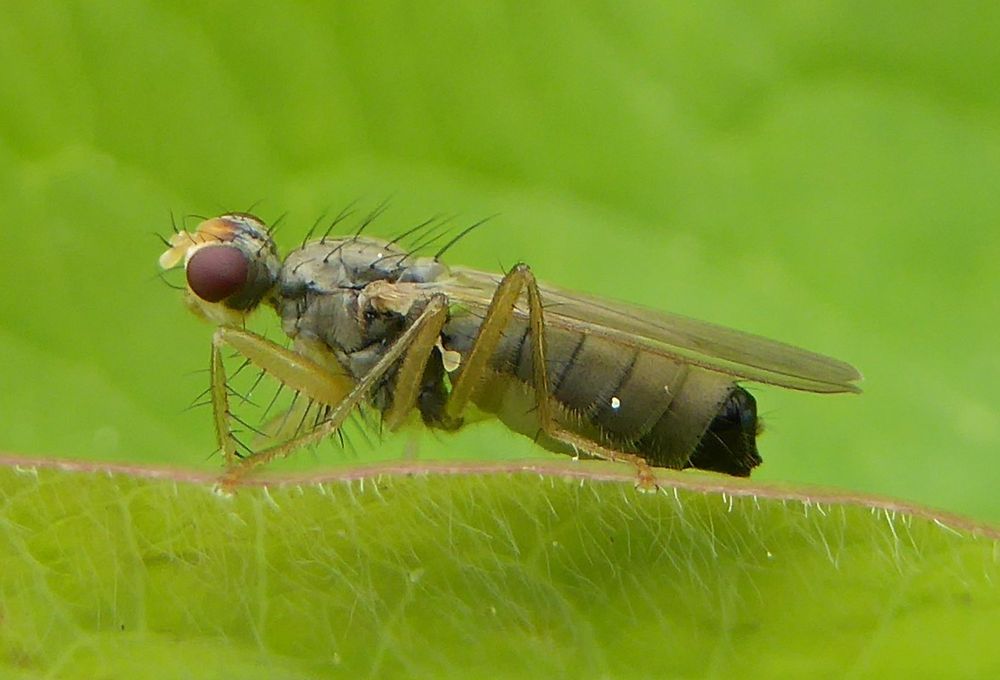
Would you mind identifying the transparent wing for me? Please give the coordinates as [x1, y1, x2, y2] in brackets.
[442, 267, 862, 394]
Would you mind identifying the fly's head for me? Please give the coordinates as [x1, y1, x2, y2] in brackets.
[159, 213, 282, 326]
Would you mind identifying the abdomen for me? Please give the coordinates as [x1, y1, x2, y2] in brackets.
[441, 314, 752, 472]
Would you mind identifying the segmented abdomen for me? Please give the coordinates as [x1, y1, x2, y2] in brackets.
[442, 315, 736, 468]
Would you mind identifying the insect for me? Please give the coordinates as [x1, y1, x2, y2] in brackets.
[159, 210, 861, 487]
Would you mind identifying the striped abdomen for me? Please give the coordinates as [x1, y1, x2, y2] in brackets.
[441, 314, 762, 475]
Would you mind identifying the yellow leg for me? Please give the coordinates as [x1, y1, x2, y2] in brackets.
[211, 296, 449, 488]
[444, 264, 657, 488]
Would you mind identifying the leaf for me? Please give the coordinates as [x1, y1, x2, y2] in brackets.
[1, 3, 999, 675]
[1, 458, 997, 678]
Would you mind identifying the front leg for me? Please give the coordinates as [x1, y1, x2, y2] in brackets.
[212, 295, 450, 488]
[209, 327, 356, 471]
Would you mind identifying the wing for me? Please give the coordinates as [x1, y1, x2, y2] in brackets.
[442, 267, 862, 394]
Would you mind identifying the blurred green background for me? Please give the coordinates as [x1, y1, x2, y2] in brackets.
[0, 1, 997, 521]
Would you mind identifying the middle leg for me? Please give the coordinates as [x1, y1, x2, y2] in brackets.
[444, 264, 658, 487]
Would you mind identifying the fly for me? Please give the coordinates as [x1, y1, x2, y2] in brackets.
[159, 211, 861, 487]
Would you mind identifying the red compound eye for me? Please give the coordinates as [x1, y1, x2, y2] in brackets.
[186, 245, 250, 302]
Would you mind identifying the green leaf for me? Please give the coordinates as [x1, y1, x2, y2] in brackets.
[1, 459, 997, 678]
[1, 2, 999, 674]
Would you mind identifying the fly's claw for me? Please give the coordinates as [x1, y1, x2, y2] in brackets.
[633, 459, 659, 493]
